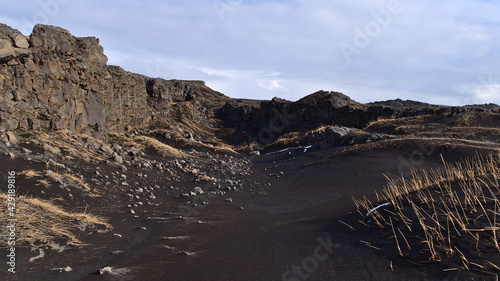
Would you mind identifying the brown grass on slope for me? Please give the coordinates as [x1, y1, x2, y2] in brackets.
[353, 152, 500, 275]
[0, 194, 111, 247]
[134, 135, 189, 158]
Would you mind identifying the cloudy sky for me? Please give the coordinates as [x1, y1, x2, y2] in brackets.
[1, 0, 499, 105]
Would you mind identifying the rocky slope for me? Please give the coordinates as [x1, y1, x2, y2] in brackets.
[0, 23, 228, 144]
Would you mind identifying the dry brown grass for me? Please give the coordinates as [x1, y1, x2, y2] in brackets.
[364, 116, 397, 130]
[235, 141, 261, 152]
[354, 151, 500, 272]
[36, 179, 51, 188]
[60, 173, 91, 191]
[21, 169, 92, 191]
[0, 194, 111, 247]
[213, 143, 238, 154]
[19, 170, 40, 179]
[134, 135, 189, 158]
[31, 130, 107, 162]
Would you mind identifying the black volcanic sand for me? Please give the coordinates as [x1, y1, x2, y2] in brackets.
[4, 141, 499, 281]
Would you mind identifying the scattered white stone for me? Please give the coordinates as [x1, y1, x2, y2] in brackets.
[113, 233, 123, 238]
[6, 131, 18, 145]
[52, 266, 73, 272]
[194, 187, 204, 195]
[99, 266, 113, 275]
[50, 241, 66, 253]
[225, 198, 233, 202]
[29, 248, 45, 262]
[42, 143, 60, 154]
[137, 226, 147, 230]
[100, 145, 114, 155]
[112, 251, 123, 255]
[130, 209, 135, 214]
[114, 155, 123, 164]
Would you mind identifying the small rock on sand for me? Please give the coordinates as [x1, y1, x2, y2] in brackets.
[52, 266, 73, 272]
[99, 266, 113, 275]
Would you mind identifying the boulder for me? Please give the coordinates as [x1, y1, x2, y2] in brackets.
[0, 39, 15, 62]
[42, 143, 61, 154]
[100, 145, 114, 155]
[113, 154, 124, 164]
[323, 126, 351, 148]
[5, 131, 18, 145]
[13, 34, 29, 48]
[30, 24, 73, 54]
[0, 118, 18, 131]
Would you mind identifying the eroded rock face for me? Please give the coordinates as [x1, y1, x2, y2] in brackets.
[0, 23, 226, 134]
[0, 24, 31, 63]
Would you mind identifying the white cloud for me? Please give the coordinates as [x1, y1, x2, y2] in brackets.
[258, 80, 288, 91]
[460, 82, 500, 105]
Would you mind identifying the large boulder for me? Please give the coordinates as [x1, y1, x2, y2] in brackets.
[0, 23, 31, 62]
[0, 38, 16, 62]
[30, 24, 73, 53]
[30, 24, 107, 69]
[323, 126, 351, 148]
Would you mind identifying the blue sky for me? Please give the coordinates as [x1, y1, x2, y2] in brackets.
[1, 0, 499, 105]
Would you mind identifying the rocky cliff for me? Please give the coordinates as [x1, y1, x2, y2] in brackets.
[0, 23, 227, 138]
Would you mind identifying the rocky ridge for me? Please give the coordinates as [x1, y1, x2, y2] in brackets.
[1, 23, 499, 148]
[0, 23, 227, 142]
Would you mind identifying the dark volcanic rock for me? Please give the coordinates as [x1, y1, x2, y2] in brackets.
[0, 23, 228, 135]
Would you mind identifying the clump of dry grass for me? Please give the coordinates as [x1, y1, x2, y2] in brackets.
[58, 173, 91, 191]
[213, 143, 238, 154]
[0, 194, 111, 247]
[20, 169, 91, 191]
[31, 130, 107, 162]
[19, 170, 40, 179]
[354, 152, 500, 274]
[134, 135, 189, 158]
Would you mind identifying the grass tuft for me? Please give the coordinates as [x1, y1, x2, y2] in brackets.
[354, 151, 500, 269]
[134, 136, 189, 158]
[0, 194, 111, 247]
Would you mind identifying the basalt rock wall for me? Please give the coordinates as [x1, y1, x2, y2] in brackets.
[0, 23, 222, 134]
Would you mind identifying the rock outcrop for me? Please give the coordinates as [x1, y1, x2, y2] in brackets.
[0, 23, 227, 135]
[220, 91, 500, 144]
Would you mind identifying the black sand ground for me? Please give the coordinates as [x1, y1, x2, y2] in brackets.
[3, 138, 499, 281]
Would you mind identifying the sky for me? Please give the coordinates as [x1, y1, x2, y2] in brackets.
[1, 0, 499, 105]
